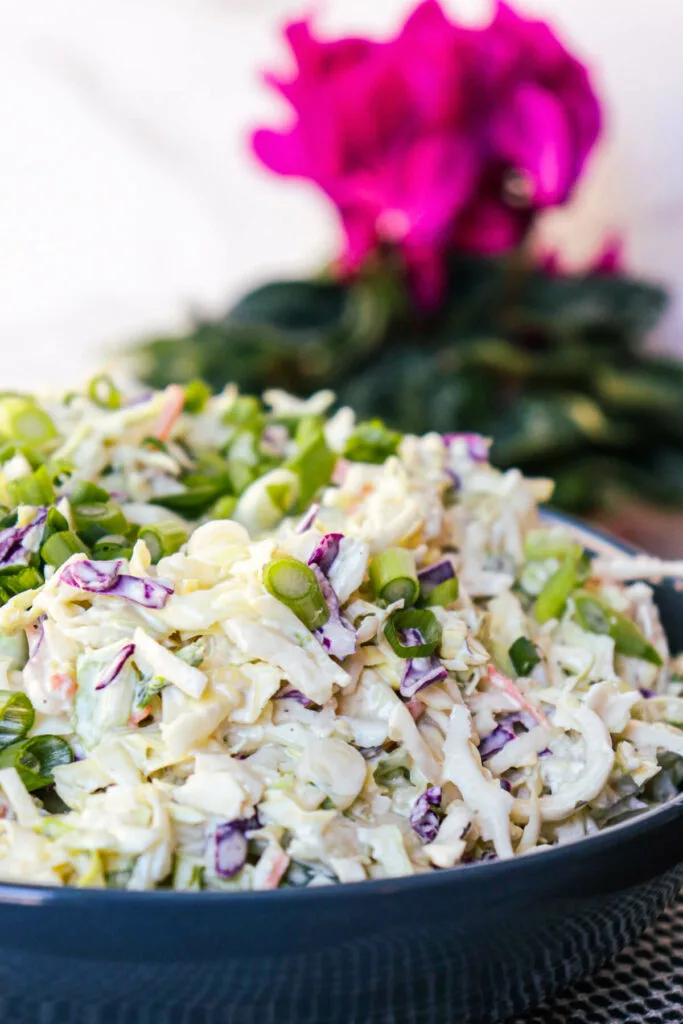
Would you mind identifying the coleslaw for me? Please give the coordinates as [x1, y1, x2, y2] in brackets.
[0, 379, 679, 890]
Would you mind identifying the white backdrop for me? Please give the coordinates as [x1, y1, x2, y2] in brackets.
[2, 0, 682, 389]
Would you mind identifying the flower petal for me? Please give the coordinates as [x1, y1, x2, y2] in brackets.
[491, 83, 573, 205]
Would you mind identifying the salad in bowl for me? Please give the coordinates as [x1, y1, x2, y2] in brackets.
[0, 379, 679, 892]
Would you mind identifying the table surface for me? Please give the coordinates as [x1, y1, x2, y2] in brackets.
[514, 895, 683, 1024]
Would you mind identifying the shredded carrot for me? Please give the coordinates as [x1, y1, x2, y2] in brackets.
[49, 672, 77, 699]
[487, 665, 550, 728]
[331, 458, 350, 486]
[129, 705, 151, 727]
[405, 699, 424, 722]
[262, 849, 290, 890]
[154, 384, 185, 442]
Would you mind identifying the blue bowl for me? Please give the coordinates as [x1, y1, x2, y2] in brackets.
[0, 516, 681, 1024]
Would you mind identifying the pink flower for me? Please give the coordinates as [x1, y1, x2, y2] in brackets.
[252, 1, 601, 307]
[539, 236, 624, 277]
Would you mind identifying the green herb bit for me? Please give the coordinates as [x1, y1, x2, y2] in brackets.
[263, 556, 329, 631]
[384, 608, 442, 659]
[369, 548, 419, 606]
[574, 593, 663, 665]
[534, 544, 588, 624]
[344, 419, 401, 465]
[508, 637, 541, 676]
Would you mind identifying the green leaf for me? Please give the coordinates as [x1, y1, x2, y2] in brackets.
[512, 271, 668, 345]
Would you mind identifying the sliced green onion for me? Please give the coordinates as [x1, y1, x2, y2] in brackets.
[87, 374, 121, 410]
[0, 442, 44, 470]
[0, 398, 57, 448]
[209, 495, 238, 520]
[369, 548, 419, 606]
[344, 419, 401, 465]
[139, 521, 188, 562]
[227, 459, 255, 496]
[384, 609, 442, 659]
[41, 530, 88, 568]
[0, 691, 34, 750]
[69, 481, 110, 506]
[263, 557, 329, 631]
[266, 481, 296, 515]
[43, 507, 69, 542]
[152, 481, 228, 516]
[534, 544, 588, 624]
[424, 577, 459, 608]
[0, 566, 43, 597]
[0, 735, 73, 791]
[91, 534, 132, 561]
[574, 593, 663, 665]
[46, 457, 75, 488]
[508, 637, 541, 676]
[183, 379, 212, 414]
[71, 501, 128, 545]
[524, 527, 575, 561]
[286, 417, 336, 511]
[135, 674, 167, 710]
[8, 465, 55, 507]
[224, 396, 263, 434]
[0, 632, 29, 670]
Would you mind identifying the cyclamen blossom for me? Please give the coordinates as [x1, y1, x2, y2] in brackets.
[252, 1, 601, 307]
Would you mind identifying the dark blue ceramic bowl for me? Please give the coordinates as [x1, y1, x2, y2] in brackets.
[0, 517, 681, 1024]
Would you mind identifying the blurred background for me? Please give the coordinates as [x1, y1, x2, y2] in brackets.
[4, 0, 683, 551]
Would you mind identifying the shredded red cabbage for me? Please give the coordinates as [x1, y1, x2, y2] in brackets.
[310, 563, 356, 660]
[107, 575, 173, 608]
[410, 786, 442, 843]
[273, 685, 317, 709]
[0, 507, 48, 567]
[308, 533, 343, 575]
[296, 503, 320, 534]
[94, 642, 135, 691]
[358, 746, 384, 761]
[60, 559, 124, 593]
[399, 627, 446, 699]
[443, 433, 489, 462]
[214, 815, 261, 879]
[60, 558, 173, 608]
[478, 711, 539, 762]
[261, 424, 289, 458]
[639, 687, 656, 699]
[417, 559, 455, 593]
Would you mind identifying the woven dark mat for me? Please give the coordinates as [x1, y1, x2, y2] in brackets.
[514, 896, 683, 1024]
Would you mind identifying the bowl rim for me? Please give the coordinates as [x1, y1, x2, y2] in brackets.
[0, 510, 681, 907]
